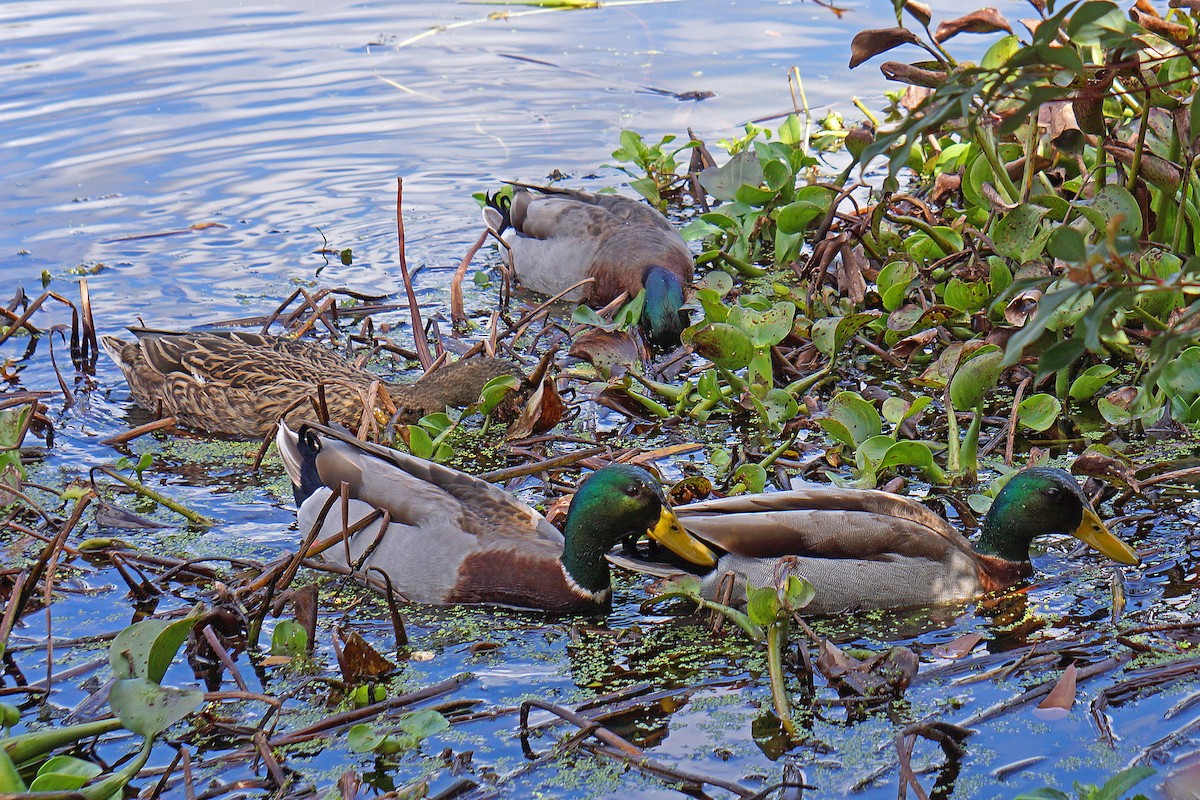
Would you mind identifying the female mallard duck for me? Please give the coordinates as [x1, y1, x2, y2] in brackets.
[103, 329, 522, 439]
[274, 422, 715, 612]
[482, 183, 693, 349]
[616, 468, 1141, 614]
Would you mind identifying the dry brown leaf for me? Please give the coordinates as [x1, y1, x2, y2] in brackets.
[506, 375, 565, 440]
[837, 243, 868, 306]
[568, 328, 646, 379]
[931, 173, 962, 205]
[1133, 8, 1191, 41]
[900, 84, 933, 112]
[849, 27, 923, 69]
[334, 628, 396, 682]
[258, 655, 293, 667]
[902, 0, 932, 27]
[889, 327, 939, 362]
[1170, 0, 1200, 11]
[1039, 101, 1085, 155]
[931, 632, 985, 660]
[1035, 663, 1077, 717]
[934, 8, 1013, 42]
[1073, 450, 1141, 491]
[1004, 288, 1042, 327]
[879, 60, 948, 88]
[1104, 140, 1185, 191]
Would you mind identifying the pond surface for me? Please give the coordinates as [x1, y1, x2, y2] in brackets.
[3, 1, 1199, 799]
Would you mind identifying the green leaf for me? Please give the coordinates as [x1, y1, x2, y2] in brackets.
[728, 301, 796, 348]
[398, 709, 450, 740]
[775, 201, 824, 234]
[108, 614, 202, 684]
[270, 620, 309, 658]
[949, 346, 1003, 411]
[683, 323, 755, 369]
[761, 388, 799, 429]
[1017, 393, 1061, 432]
[0, 749, 26, 793]
[28, 756, 102, 792]
[699, 151, 764, 202]
[477, 374, 521, 416]
[697, 270, 734, 296]
[878, 440, 946, 484]
[347, 723, 387, 753]
[1011, 790, 1072, 800]
[405, 425, 434, 459]
[878, 261, 918, 312]
[823, 391, 882, 448]
[109, 678, 203, 739]
[731, 463, 767, 494]
[942, 278, 991, 313]
[992, 204, 1050, 262]
[1047, 226, 1087, 263]
[781, 575, 816, 611]
[1093, 765, 1156, 800]
[1069, 365, 1116, 399]
[1160, 346, 1200, 402]
[811, 312, 881, 357]
[746, 585, 780, 626]
[1082, 184, 1142, 239]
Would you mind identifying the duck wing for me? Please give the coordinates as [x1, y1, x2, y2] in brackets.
[674, 487, 976, 563]
[278, 422, 564, 546]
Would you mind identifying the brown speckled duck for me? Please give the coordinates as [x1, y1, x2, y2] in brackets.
[614, 468, 1141, 614]
[103, 330, 521, 438]
[482, 183, 693, 348]
[275, 422, 716, 612]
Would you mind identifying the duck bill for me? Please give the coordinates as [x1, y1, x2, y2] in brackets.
[1073, 507, 1140, 565]
[649, 507, 716, 567]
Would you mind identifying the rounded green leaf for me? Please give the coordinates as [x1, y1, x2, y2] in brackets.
[109, 614, 201, 684]
[684, 323, 754, 369]
[746, 585, 780, 626]
[824, 391, 882, 448]
[348, 723, 387, 753]
[992, 204, 1050, 262]
[1017, 393, 1062, 432]
[731, 463, 767, 494]
[28, 756, 102, 792]
[878, 441, 946, 484]
[109, 678, 203, 739]
[405, 425, 434, 459]
[398, 709, 450, 740]
[949, 346, 1004, 410]
[811, 311, 881, 356]
[1069, 365, 1116, 399]
[775, 201, 824, 234]
[878, 261, 918, 312]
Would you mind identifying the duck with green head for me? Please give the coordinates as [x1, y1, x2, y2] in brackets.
[275, 423, 714, 612]
[613, 467, 1141, 613]
[482, 183, 692, 349]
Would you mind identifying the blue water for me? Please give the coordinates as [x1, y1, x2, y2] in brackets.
[3, 2, 1193, 799]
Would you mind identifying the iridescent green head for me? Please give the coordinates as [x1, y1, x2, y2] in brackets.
[642, 266, 688, 350]
[976, 467, 1139, 565]
[561, 465, 714, 593]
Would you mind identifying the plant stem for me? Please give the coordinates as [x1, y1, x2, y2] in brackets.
[97, 467, 216, 527]
[766, 620, 800, 741]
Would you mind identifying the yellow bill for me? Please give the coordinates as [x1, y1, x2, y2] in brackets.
[1072, 507, 1140, 565]
[649, 506, 716, 566]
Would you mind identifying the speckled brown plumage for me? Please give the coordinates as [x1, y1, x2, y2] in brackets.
[103, 330, 522, 438]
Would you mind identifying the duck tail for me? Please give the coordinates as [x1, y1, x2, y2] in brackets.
[481, 190, 512, 235]
[100, 335, 130, 368]
[642, 266, 690, 350]
[275, 422, 327, 506]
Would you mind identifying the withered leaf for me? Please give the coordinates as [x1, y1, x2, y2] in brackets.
[1103, 140, 1184, 191]
[1073, 450, 1140, 491]
[334, 628, 396, 682]
[880, 60, 948, 88]
[903, 0, 932, 27]
[1040, 101, 1086, 155]
[934, 8, 1013, 42]
[1133, 8, 1191, 42]
[931, 172, 962, 205]
[568, 328, 646, 379]
[1035, 663, 1077, 717]
[931, 632, 985, 659]
[1004, 288, 1042, 327]
[506, 375, 565, 440]
[849, 27, 923, 69]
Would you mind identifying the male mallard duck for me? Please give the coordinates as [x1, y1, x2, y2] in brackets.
[103, 330, 522, 439]
[274, 422, 716, 612]
[482, 183, 693, 349]
[615, 468, 1141, 614]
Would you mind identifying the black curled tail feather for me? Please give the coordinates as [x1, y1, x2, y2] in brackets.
[483, 191, 513, 235]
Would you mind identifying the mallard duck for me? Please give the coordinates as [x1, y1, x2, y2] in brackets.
[482, 183, 693, 349]
[103, 329, 522, 439]
[614, 468, 1141, 614]
[274, 422, 717, 612]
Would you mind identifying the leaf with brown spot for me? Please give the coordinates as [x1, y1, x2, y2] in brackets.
[1036, 663, 1077, 716]
[569, 328, 646, 379]
[849, 27, 924, 69]
[934, 8, 1012, 42]
[668, 475, 712, 505]
[334, 628, 396, 682]
[1104, 140, 1184, 191]
[1073, 450, 1140, 491]
[931, 632, 984, 659]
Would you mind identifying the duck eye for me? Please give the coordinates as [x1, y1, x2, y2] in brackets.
[623, 484, 641, 498]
